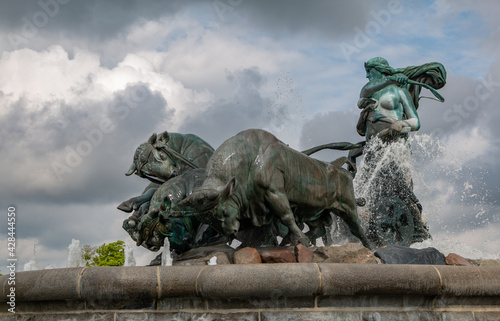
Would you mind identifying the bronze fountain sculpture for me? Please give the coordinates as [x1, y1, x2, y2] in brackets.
[118, 57, 446, 262]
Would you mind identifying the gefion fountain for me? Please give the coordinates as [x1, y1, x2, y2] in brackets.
[2, 58, 499, 320]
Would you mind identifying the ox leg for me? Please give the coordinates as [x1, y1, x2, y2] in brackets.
[265, 191, 311, 246]
[306, 211, 333, 245]
[333, 208, 372, 250]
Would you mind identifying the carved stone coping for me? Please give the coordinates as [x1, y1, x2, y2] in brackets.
[2, 264, 500, 301]
[1, 264, 500, 319]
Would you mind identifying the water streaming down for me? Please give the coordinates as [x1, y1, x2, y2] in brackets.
[66, 239, 83, 268]
[161, 237, 173, 266]
[124, 244, 136, 266]
[23, 241, 40, 271]
[350, 133, 500, 259]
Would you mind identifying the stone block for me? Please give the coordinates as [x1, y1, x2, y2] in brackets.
[295, 244, 314, 263]
[317, 294, 434, 308]
[197, 264, 320, 298]
[206, 296, 315, 309]
[14, 313, 114, 321]
[158, 297, 206, 310]
[436, 265, 500, 296]
[433, 295, 500, 307]
[14, 299, 85, 313]
[233, 247, 262, 264]
[261, 311, 362, 321]
[445, 253, 474, 266]
[319, 263, 441, 296]
[362, 311, 473, 320]
[158, 265, 205, 297]
[3, 268, 83, 302]
[116, 312, 191, 320]
[260, 249, 296, 263]
[86, 298, 156, 310]
[313, 243, 377, 264]
[0, 313, 14, 320]
[80, 266, 158, 301]
[192, 312, 258, 321]
[475, 311, 500, 321]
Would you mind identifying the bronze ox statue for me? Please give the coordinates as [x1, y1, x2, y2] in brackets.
[180, 129, 371, 248]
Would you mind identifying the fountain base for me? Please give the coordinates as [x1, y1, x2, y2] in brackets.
[2, 264, 499, 320]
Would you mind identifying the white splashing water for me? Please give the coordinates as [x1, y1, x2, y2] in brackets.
[161, 238, 173, 266]
[66, 239, 83, 268]
[23, 257, 40, 271]
[353, 133, 499, 259]
[263, 71, 307, 149]
[354, 136, 414, 211]
[124, 244, 136, 266]
[23, 241, 40, 271]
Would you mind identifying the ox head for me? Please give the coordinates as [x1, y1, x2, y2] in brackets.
[125, 131, 179, 182]
[122, 208, 168, 252]
[179, 177, 240, 236]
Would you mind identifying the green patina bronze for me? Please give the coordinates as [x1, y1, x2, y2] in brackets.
[357, 57, 446, 141]
[125, 131, 214, 183]
[180, 129, 371, 248]
[119, 131, 216, 257]
[118, 57, 448, 256]
[123, 169, 224, 254]
[356, 57, 446, 246]
[118, 130, 214, 215]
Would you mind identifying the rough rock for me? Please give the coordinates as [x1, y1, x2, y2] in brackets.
[233, 247, 262, 264]
[375, 245, 446, 265]
[295, 244, 314, 263]
[173, 257, 208, 266]
[445, 253, 474, 266]
[312, 243, 377, 264]
[170, 245, 235, 266]
[260, 249, 296, 263]
[209, 251, 232, 264]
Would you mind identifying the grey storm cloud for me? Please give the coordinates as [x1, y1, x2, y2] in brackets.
[179, 67, 271, 147]
[0, 0, 187, 39]
[230, 0, 373, 38]
[1, 0, 374, 50]
[0, 83, 169, 206]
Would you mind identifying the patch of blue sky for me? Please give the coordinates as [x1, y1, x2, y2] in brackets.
[374, 18, 491, 79]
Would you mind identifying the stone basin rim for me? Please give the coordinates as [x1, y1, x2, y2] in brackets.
[2, 263, 500, 302]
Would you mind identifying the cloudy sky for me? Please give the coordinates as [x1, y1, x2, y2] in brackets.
[1, 0, 500, 269]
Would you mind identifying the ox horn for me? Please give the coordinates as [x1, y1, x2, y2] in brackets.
[158, 131, 170, 143]
[148, 133, 157, 145]
[125, 162, 137, 176]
